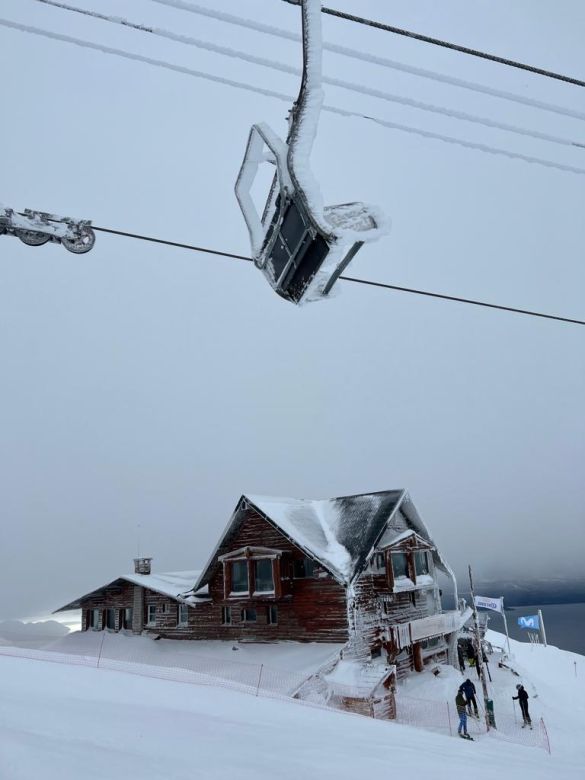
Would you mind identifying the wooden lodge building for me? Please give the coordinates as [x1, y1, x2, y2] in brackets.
[56, 490, 469, 714]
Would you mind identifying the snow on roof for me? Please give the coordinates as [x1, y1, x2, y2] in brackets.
[244, 490, 404, 583]
[55, 570, 202, 612]
[377, 528, 416, 548]
[194, 489, 456, 593]
[121, 570, 202, 601]
[325, 658, 396, 698]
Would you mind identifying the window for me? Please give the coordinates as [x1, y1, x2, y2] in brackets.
[241, 608, 257, 623]
[415, 551, 429, 576]
[161, 603, 170, 614]
[221, 606, 232, 625]
[266, 605, 278, 625]
[374, 552, 386, 571]
[89, 608, 100, 629]
[105, 608, 116, 630]
[254, 559, 274, 592]
[147, 604, 156, 625]
[371, 644, 382, 659]
[421, 636, 441, 650]
[178, 604, 189, 627]
[293, 558, 315, 578]
[122, 608, 133, 629]
[231, 560, 249, 593]
[391, 552, 409, 579]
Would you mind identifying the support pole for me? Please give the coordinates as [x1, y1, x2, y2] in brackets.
[501, 597, 511, 656]
[468, 565, 495, 730]
[538, 609, 547, 647]
[256, 663, 264, 696]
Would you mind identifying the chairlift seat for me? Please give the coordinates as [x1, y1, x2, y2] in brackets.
[235, 124, 378, 304]
[263, 193, 329, 303]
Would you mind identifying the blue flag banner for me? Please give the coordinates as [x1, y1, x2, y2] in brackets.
[518, 615, 540, 629]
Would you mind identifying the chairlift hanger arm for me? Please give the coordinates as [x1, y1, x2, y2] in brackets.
[234, 0, 386, 305]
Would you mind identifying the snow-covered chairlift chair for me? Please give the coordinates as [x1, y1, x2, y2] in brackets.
[235, 0, 386, 304]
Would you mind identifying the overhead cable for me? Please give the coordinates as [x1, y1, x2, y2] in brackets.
[31, 0, 585, 152]
[2, 18, 584, 177]
[91, 226, 585, 327]
[282, 0, 585, 89]
[152, 0, 585, 122]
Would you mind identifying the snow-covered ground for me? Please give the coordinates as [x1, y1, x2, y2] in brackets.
[0, 631, 583, 779]
[43, 629, 343, 676]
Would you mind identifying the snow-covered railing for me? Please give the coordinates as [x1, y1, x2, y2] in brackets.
[410, 610, 469, 642]
[389, 609, 470, 649]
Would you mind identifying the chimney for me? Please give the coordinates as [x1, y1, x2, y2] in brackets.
[133, 557, 152, 575]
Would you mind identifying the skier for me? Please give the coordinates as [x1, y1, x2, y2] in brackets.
[512, 684, 532, 728]
[461, 678, 479, 717]
[456, 689, 472, 739]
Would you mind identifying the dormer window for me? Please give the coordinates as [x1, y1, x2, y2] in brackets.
[231, 561, 249, 594]
[381, 531, 435, 590]
[391, 552, 409, 579]
[220, 546, 283, 599]
[415, 551, 430, 576]
[254, 559, 274, 593]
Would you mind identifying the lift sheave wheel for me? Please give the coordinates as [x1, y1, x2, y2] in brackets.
[0, 207, 96, 255]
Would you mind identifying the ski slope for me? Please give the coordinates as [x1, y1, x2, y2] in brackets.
[0, 632, 583, 779]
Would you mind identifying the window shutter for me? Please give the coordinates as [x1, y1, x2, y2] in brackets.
[248, 559, 255, 595]
[273, 557, 282, 598]
[223, 561, 232, 599]
[385, 551, 394, 590]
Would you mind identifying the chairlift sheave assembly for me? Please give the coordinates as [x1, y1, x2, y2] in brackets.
[235, 0, 386, 304]
[0, 206, 95, 254]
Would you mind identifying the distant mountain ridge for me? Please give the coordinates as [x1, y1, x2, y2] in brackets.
[448, 575, 585, 607]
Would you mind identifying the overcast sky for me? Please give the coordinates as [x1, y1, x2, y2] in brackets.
[1, 0, 583, 620]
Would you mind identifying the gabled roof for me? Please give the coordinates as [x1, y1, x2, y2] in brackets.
[246, 492, 405, 582]
[54, 570, 202, 612]
[195, 489, 457, 598]
[377, 529, 433, 549]
[196, 490, 405, 588]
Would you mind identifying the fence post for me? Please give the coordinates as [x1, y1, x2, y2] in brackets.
[256, 664, 264, 696]
[540, 718, 551, 754]
[96, 631, 106, 669]
[446, 701, 452, 736]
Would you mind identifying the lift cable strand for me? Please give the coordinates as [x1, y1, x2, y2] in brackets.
[93, 226, 252, 262]
[90, 227, 585, 327]
[29, 0, 585, 152]
[2, 18, 584, 177]
[152, 0, 585, 122]
[282, 0, 585, 89]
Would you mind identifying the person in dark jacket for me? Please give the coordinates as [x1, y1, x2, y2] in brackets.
[512, 684, 532, 728]
[455, 690, 470, 738]
[457, 645, 466, 674]
[461, 678, 479, 717]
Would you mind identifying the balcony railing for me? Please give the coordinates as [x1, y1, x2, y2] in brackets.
[388, 606, 472, 650]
